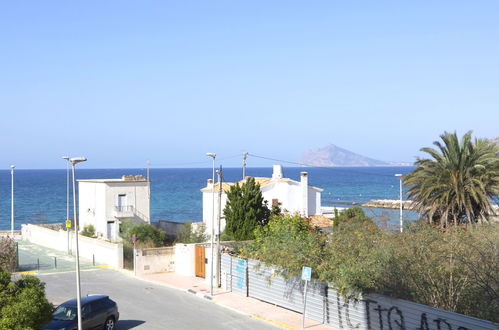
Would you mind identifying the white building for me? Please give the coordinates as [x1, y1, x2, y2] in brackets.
[201, 165, 323, 236]
[78, 175, 151, 241]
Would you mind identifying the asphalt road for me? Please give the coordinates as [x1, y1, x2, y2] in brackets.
[37, 268, 277, 330]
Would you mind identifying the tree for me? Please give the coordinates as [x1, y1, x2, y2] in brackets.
[405, 131, 499, 227]
[0, 268, 53, 329]
[332, 206, 374, 229]
[222, 177, 274, 241]
[176, 222, 208, 244]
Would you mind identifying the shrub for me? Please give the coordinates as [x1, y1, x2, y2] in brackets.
[176, 222, 208, 244]
[81, 224, 96, 238]
[119, 220, 167, 247]
[241, 214, 325, 278]
[318, 219, 391, 297]
[0, 237, 17, 272]
[0, 268, 53, 329]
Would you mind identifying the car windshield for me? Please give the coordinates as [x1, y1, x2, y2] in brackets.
[52, 305, 77, 321]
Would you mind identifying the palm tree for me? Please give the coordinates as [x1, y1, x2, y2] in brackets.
[405, 131, 499, 227]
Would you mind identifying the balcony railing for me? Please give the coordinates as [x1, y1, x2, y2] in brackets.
[114, 205, 135, 218]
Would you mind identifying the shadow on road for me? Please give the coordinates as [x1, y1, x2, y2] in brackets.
[117, 320, 146, 329]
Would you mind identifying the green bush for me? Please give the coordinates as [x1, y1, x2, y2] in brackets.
[239, 210, 499, 322]
[241, 214, 325, 278]
[81, 224, 96, 238]
[0, 237, 17, 272]
[119, 220, 167, 248]
[0, 268, 53, 329]
[176, 222, 208, 244]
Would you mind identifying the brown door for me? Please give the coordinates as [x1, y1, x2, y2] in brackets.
[195, 245, 206, 278]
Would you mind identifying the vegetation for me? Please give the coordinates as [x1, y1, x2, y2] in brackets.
[0, 268, 53, 329]
[241, 214, 324, 277]
[222, 177, 277, 241]
[240, 209, 499, 322]
[405, 131, 499, 227]
[119, 220, 168, 248]
[176, 222, 208, 244]
[81, 224, 96, 238]
[0, 237, 17, 272]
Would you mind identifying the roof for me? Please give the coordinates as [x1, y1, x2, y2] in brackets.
[60, 295, 109, 306]
[201, 176, 323, 192]
[309, 215, 333, 228]
[79, 175, 149, 183]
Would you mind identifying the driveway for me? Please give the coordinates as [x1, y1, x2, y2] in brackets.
[37, 268, 278, 330]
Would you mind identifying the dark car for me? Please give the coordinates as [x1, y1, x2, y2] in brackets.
[41, 295, 119, 330]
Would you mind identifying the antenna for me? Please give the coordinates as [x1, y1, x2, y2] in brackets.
[146, 160, 151, 181]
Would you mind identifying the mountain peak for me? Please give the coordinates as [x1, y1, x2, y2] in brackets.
[301, 144, 392, 166]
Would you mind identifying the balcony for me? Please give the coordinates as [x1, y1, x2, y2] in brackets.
[113, 205, 135, 218]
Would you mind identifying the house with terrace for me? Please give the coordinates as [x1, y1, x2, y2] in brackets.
[201, 165, 324, 237]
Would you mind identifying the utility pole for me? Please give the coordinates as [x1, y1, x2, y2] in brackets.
[146, 160, 151, 181]
[395, 174, 403, 232]
[10, 165, 15, 237]
[242, 152, 248, 180]
[216, 165, 223, 288]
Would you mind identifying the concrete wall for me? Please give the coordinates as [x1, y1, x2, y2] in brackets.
[22, 224, 123, 269]
[135, 247, 175, 275]
[174, 243, 196, 276]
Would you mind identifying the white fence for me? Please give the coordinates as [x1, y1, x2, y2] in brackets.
[22, 224, 123, 269]
[221, 254, 498, 330]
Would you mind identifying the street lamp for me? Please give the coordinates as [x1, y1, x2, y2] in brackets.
[70, 157, 87, 330]
[395, 174, 403, 232]
[63, 156, 71, 254]
[10, 165, 15, 237]
[206, 152, 216, 296]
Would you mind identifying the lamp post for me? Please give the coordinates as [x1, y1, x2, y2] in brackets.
[206, 152, 216, 296]
[395, 174, 403, 232]
[70, 157, 87, 330]
[63, 156, 71, 254]
[10, 165, 15, 237]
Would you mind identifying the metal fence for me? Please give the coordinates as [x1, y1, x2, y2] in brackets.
[221, 254, 498, 330]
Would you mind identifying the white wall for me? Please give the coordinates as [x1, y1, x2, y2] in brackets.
[22, 224, 123, 269]
[174, 243, 196, 276]
[135, 247, 175, 275]
[106, 182, 150, 222]
[202, 178, 323, 233]
[78, 180, 150, 240]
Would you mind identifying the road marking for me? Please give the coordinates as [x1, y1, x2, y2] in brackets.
[251, 314, 295, 330]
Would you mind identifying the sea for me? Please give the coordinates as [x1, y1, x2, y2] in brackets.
[0, 166, 416, 231]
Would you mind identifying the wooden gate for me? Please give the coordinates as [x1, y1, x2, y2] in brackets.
[195, 245, 206, 278]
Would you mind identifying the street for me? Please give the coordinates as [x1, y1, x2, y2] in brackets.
[37, 268, 277, 330]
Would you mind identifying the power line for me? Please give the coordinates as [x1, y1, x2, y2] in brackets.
[148, 154, 241, 167]
[247, 153, 402, 178]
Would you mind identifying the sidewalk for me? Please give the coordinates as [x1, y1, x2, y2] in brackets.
[138, 272, 337, 330]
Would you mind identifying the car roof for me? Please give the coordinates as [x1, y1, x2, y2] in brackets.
[61, 295, 109, 307]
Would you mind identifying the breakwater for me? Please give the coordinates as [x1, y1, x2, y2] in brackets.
[362, 199, 414, 209]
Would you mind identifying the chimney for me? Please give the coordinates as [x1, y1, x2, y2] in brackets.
[207, 178, 214, 189]
[272, 165, 283, 180]
[301, 172, 308, 217]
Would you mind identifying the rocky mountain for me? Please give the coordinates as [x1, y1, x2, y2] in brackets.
[300, 144, 405, 166]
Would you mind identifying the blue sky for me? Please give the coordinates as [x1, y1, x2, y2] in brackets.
[0, 1, 498, 169]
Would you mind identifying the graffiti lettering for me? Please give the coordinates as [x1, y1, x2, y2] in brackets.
[387, 306, 405, 330]
[374, 305, 389, 330]
[434, 318, 452, 330]
[363, 299, 377, 330]
[345, 299, 361, 329]
[417, 313, 430, 330]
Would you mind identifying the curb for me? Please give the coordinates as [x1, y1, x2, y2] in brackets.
[186, 288, 213, 301]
